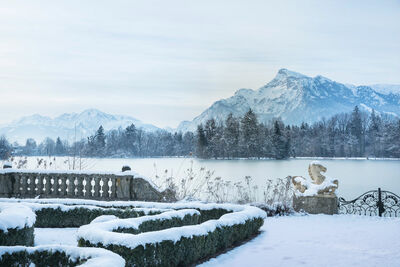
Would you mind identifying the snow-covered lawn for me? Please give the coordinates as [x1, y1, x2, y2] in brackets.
[32, 215, 400, 267]
[200, 215, 400, 267]
[34, 228, 78, 246]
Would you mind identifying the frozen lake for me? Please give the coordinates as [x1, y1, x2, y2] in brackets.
[7, 156, 400, 200]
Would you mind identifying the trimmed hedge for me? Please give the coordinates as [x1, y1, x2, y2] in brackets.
[0, 226, 34, 246]
[0, 250, 83, 266]
[33, 206, 228, 228]
[196, 208, 231, 223]
[34, 207, 159, 228]
[0, 246, 125, 267]
[115, 213, 200, 235]
[79, 217, 263, 266]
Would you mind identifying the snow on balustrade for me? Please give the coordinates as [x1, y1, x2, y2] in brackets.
[0, 168, 174, 202]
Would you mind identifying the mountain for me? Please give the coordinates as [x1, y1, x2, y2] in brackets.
[0, 109, 161, 144]
[177, 69, 400, 132]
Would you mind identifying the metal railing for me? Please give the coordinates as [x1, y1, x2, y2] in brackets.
[338, 188, 400, 217]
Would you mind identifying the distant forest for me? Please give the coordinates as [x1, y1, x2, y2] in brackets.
[1, 106, 399, 160]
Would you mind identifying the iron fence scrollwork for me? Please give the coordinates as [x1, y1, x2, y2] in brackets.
[338, 188, 400, 217]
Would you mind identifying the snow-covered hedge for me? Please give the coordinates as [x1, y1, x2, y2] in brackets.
[77, 203, 266, 266]
[0, 204, 36, 246]
[79, 209, 200, 237]
[0, 245, 125, 266]
[0, 198, 232, 227]
[31, 204, 164, 228]
[0, 201, 167, 228]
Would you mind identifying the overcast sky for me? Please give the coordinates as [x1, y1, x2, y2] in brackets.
[1, 0, 399, 128]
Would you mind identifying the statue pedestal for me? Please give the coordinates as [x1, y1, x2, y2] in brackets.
[293, 195, 338, 215]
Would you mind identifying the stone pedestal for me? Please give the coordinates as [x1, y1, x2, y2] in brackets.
[293, 195, 338, 215]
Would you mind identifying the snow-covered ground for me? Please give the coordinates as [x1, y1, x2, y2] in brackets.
[34, 228, 78, 246]
[33, 215, 400, 267]
[200, 215, 400, 267]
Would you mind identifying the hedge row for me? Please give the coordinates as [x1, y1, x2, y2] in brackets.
[0, 226, 34, 246]
[34, 207, 160, 228]
[0, 246, 125, 267]
[115, 212, 200, 235]
[79, 217, 263, 266]
[0, 250, 82, 266]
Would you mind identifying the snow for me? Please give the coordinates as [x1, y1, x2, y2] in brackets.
[0, 203, 36, 232]
[0, 198, 248, 212]
[34, 228, 78, 246]
[1, 108, 160, 143]
[200, 215, 400, 267]
[77, 206, 265, 249]
[369, 84, 400, 95]
[0, 167, 146, 177]
[176, 69, 400, 132]
[0, 245, 125, 266]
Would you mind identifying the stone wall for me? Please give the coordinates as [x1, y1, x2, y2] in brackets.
[0, 171, 175, 202]
[293, 195, 338, 215]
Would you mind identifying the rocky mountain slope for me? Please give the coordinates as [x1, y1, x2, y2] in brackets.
[177, 69, 400, 132]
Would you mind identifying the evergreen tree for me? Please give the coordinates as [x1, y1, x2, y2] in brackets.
[55, 137, 65, 155]
[224, 113, 240, 158]
[272, 120, 289, 159]
[240, 109, 260, 157]
[125, 124, 138, 155]
[204, 119, 217, 157]
[95, 126, 106, 148]
[0, 136, 11, 160]
[23, 138, 37, 156]
[196, 124, 207, 158]
[350, 106, 363, 156]
[367, 109, 381, 157]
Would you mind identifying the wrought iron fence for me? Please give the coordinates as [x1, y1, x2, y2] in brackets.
[338, 188, 400, 217]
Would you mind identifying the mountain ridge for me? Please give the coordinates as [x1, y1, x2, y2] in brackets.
[177, 69, 400, 132]
[0, 109, 161, 144]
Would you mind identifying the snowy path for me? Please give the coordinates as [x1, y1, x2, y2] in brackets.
[34, 228, 78, 246]
[200, 215, 400, 267]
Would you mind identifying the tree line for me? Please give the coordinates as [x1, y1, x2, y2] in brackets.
[1, 106, 399, 160]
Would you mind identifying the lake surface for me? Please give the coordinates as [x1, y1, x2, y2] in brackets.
[8, 157, 400, 200]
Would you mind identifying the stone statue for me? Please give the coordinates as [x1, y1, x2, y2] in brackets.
[291, 161, 338, 196]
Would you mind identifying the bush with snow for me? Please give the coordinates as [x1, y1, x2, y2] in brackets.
[0, 198, 266, 266]
[0, 203, 36, 246]
[0, 245, 125, 266]
[0, 200, 168, 228]
[76, 202, 266, 266]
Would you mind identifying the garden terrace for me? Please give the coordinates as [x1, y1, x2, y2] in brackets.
[0, 198, 266, 266]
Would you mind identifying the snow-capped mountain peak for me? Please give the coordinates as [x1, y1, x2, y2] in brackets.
[177, 69, 400, 133]
[0, 109, 161, 143]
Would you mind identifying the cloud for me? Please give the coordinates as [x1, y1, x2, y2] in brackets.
[0, 0, 399, 127]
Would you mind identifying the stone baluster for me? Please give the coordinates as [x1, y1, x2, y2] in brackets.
[87, 176, 94, 198]
[60, 176, 67, 196]
[67, 177, 74, 197]
[29, 175, 36, 196]
[37, 174, 43, 195]
[76, 177, 84, 198]
[93, 176, 101, 198]
[44, 175, 51, 196]
[13, 174, 21, 196]
[52, 175, 59, 196]
[20, 175, 28, 196]
[110, 176, 117, 199]
[102, 178, 110, 198]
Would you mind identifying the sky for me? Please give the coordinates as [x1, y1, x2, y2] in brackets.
[0, 0, 399, 128]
